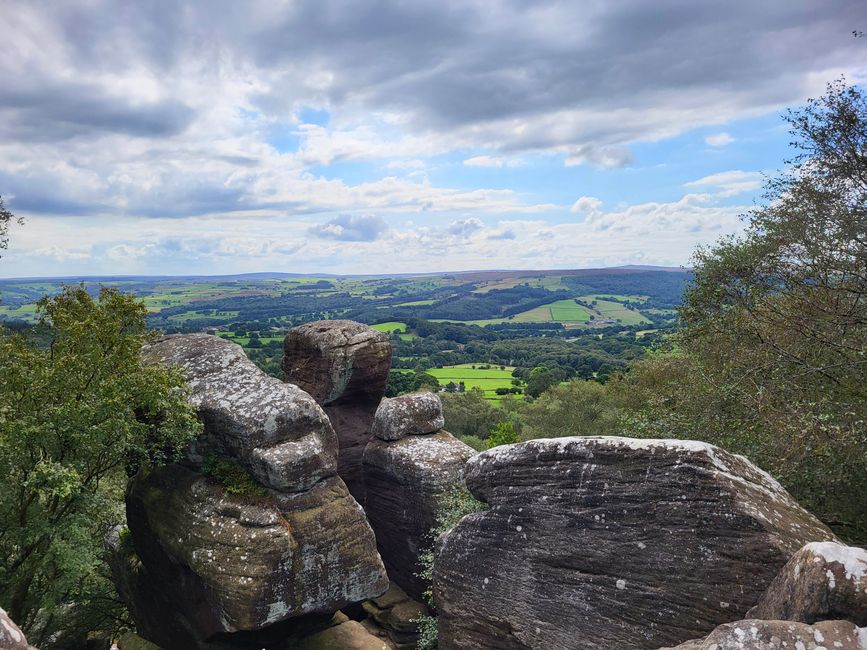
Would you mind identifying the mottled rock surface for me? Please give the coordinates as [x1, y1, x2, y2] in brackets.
[283, 321, 391, 500]
[119, 334, 387, 649]
[748, 541, 867, 626]
[372, 393, 445, 441]
[434, 436, 837, 650]
[364, 427, 475, 600]
[143, 334, 337, 492]
[361, 583, 430, 648]
[661, 619, 867, 649]
[0, 607, 36, 650]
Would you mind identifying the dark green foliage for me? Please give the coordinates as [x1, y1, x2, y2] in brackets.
[486, 422, 518, 448]
[202, 455, 267, 497]
[0, 286, 202, 646]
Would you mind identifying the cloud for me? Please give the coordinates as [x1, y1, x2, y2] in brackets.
[463, 155, 525, 168]
[705, 132, 735, 147]
[570, 196, 603, 214]
[487, 229, 516, 240]
[308, 214, 388, 241]
[565, 145, 633, 169]
[687, 170, 764, 197]
[447, 218, 484, 237]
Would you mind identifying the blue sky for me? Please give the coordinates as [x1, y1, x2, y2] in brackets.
[0, 0, 864, 278]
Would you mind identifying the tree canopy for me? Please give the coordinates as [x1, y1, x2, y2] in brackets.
[0, 286, 201, 646]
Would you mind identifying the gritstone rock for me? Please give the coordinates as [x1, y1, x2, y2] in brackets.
[434, 436, 837, 650]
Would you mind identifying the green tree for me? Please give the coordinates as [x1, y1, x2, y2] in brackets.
[0, 286, 201, 645]
[524, 366, 558, 398]
[626, 79, 867, 542]
[441, 388, 504, 438]
[0, 195, 24, 257]
[518, 379, 623, 441]
[486, 421, 518, 448]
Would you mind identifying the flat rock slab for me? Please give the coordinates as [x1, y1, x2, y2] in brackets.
[748, 541, 867, 626]
[661, 619, 867, 649]
[372, 393, 445, 440]
[144, 334, 337, 492]
[364, 431, 475, 600]
[434, 436, 836, 650]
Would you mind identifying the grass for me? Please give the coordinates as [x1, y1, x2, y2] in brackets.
[581, 297, 650, 326]
[372, 321, 408, 333]
[427, 364, 516, 401]
[0, 304, 39, 322]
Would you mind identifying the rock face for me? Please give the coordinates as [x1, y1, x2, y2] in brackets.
[371, 393, 445, 440]
[661, 619, 867, 650]
[121, 334, 387, 649]
[434, 436, 837, 650]
[0, 607, 36, 650]
[283, 321, 391, 501]
[361, 583, 431, 649]
[748, 541, 867, 626]
[364, 393, 475, 600]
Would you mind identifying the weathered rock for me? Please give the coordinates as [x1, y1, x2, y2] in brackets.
[748, 541, 867, 626]
[283, 321, 391, 501]
[117, 333, 388, 649]
[362, 584, 429, 649]
[124, 465, 388, 647]
[364, 429, 475, 600]
[0, 607, 36, 650]
[294, 619, 391, 650]
[434, 436, 837, 650]
[660, 619, 867, 649]
[143, 334, 337, 492]
[372, 393, 445, 441]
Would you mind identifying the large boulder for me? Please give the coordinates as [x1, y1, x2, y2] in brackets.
[661, 619, 867, 649]
[748, 541, 867, 625]
[119, 334, 387, 649]
[434, 436, 837, 650]
[372, 393, 445, 440]
[364, 393, 475, 600]
[0, 607, 36, 650]
[283, 321, 391, 501]
[142, 334, 338, 492]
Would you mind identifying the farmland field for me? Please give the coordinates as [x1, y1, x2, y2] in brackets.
[428, 363, 516, 401]
[371, 321, 407, 333]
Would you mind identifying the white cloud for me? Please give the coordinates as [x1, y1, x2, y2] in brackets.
[463, 155, 525, 168]
[705, 132, 735, 147]
[687, 170, 764, 197]
[570, 196, 603, 214]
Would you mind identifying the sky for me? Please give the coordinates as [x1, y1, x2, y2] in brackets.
[0, 0, 864, 278]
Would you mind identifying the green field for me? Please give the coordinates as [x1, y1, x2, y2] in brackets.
[581, 297, 650, 326]
[372, 321, 407, 333]
[428, 363, 516, 401]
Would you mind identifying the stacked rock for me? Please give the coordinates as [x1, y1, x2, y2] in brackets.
[117, 334, 388, 649]
[283, 320, 392, 503]
[363, 392, 476, 601]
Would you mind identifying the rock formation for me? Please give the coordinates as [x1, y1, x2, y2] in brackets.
[361, 583, 431, 649]
[283, 321, 391, 502]
[434, 436, 837, 650]
[363, 393, 475, 600]
[661, 619, 867, 649]
[118, 334, 387, 649]
[748, 541, 867, 625]
[0, 607, 36, 650]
